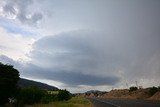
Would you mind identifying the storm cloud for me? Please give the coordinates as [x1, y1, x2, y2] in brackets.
[22, 31, 122, 86]
[0, 0, 160, 92]
[21, 63, 119, 86]
[17, 30, 160, 87]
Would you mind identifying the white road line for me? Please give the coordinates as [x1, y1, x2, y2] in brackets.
[92, 98, 121, 107]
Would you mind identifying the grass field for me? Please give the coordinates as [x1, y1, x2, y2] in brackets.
[27, 97, 92, 107]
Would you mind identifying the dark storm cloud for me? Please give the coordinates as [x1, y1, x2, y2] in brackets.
[51, 72, 119, 86]
[1, 0, 43, 25]
[27, 30, 160, 86]
[21, 63, 120, 86]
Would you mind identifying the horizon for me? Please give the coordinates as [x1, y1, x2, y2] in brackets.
[0, 0, 160, 93]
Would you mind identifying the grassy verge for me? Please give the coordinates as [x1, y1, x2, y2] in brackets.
[28, 97, 92, 107]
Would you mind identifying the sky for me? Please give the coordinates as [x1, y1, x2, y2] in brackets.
[0, 0, 160, 93]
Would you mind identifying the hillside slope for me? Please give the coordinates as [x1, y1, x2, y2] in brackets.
[103, 89, 150, 99]
[18, 78, 58, 91]
[82, 88, 160, 100]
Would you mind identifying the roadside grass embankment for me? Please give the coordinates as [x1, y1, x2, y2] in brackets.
[28, 97, 92, 107]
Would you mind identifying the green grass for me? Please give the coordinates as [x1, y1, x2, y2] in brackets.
[28, 97, 92, 107]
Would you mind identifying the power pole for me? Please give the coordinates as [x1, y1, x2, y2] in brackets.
[126, 83, 128, 89]
[135, 81, 138, 88]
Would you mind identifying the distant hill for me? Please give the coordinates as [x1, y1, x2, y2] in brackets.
[85, 90, 107, 97]
[18, 78, 59, 91]
[86, 90, 104, 94]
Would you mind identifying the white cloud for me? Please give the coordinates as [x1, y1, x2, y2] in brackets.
[0, 27, 35, 61]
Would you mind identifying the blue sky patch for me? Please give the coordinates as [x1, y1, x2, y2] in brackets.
[0, 17, 38, 37]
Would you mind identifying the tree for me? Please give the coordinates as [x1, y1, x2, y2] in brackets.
[129, 86, 138, 92]
[0, 62, 20, 105]
[57, 89, 72, 101]
[149, 86, 158, 96]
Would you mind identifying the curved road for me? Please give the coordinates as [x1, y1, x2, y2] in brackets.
[88, 97, 160, 107]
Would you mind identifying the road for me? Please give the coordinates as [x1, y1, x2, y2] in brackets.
[88, 97, 160, 107]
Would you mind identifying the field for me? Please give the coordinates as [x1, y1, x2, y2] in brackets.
[27, 97, 92, 107]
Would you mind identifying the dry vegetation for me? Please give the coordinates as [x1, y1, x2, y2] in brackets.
[82, 87, 160, 100]
[149, 91, 160, 100]
[103, 89, 151, 99]
[27, 97, 92, 107]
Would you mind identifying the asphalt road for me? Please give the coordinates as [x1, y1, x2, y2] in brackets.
[88, 97, 160, 107]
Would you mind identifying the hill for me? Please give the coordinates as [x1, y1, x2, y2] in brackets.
[103, 89, 151, 99]
[149, 91, 160, 100]
[18, 78, 59, 91]
[80, 87, 160, 100]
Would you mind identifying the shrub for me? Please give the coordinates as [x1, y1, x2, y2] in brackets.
[17, 86, 46, 105]
[149, 87, 158, 96]
[57, 89, 72, 101]
[41, 96, 50, 104]
[41, 94, 57, 104]
[129, 86, 138, 92]
[158, 86, 160, 91]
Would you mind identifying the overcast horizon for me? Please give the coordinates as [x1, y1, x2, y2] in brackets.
[0, 0, 160, 93]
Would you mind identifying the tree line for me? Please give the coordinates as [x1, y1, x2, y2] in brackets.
[0, 62, 72, 106]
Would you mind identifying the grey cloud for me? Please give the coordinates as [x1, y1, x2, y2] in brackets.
[53, 72, 119, 86]
[0, 55, 15, 64]
[30, 31, 121, 77]
[3, 2, 17, 15]
[0, 45, 7, 49]
[28, 30, 160, 87]
[22, 64, 120, 86]
[1, 0, 43, 25]
[0, 55, 21, 70]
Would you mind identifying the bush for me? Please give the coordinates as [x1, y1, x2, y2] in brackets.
[129, 87, 138, 92]
[149, 87, 158, 96]
[41, 94, 57, 104]
[57, 89, 72, 101]
[17, 86, 46, 105]
[158, 86, 160, 91]
[41, 96, 50, 104]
